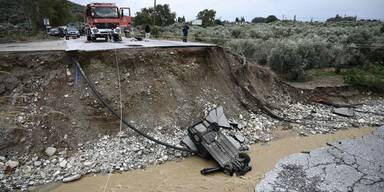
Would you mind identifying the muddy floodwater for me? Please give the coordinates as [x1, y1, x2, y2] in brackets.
[34, 127, 374, 192]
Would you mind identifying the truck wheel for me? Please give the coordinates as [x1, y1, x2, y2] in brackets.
[113, 34, 121, 42]
[91, 37, 96, 42]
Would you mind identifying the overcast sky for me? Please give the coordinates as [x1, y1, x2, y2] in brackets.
[70, 0, 384, 21]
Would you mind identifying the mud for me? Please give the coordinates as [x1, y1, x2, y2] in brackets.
[44, 127, 375, 192]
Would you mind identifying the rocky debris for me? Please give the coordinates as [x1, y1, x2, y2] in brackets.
[4, 76, 19, 91]
[21, 166, 32, 174]
[274, 98, 384, 135]
[45, 147, 57, 157]
[0, 108, 378, 190]
[0, 83, 5, 94]
[33, 161, 42, 167]
[5, 160, 19, 169]
[0, 96, 383, 190]
[59, 159, 68, 168]
[62, 174, 81, 183]
[83, 161, 93, 167]
[255, 126, 384, 192]
[332, 107, 355, 117]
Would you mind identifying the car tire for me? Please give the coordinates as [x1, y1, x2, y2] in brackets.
[239, 153, 250, 164]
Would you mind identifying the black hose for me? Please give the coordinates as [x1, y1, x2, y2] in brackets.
[72, 58, 197, 153]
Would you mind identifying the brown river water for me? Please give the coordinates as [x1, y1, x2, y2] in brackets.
[33, 127, 374, 192]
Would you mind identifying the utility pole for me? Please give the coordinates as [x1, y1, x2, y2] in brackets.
[153, 0, 156, 26]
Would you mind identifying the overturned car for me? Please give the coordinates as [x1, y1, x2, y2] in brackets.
[182, 106, 252, 176]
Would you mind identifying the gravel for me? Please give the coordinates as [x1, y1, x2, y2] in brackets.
[273, 97, 384, 135]
[5, 160, 19, 169]
[44, 147, 57, 157]
[62, 174, 81, 183]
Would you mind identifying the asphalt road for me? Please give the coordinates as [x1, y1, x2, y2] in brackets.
[255, 126, 384, 192]
[0, 37, 215, 52]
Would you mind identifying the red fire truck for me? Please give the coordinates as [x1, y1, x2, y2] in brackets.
[84, 3, 131, 42]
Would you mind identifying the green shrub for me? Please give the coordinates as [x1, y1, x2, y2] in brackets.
[225, 39, 257, 58]
[266, 15, 279, 23]
[269, 41, 306, 81]
[346, 29, 372, 44]
[151, 26, 161, 37]
[231, 28, 243, 38]
[252, 17, 267, 23]
[343, 63, 384, 92]
[159, 21, 384, 81]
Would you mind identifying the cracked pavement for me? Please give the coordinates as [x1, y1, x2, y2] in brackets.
[255, 126, 384, 192]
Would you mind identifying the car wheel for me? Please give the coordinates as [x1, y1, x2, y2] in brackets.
[239, 153, 250, 164]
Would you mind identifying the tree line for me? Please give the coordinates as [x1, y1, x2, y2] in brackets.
[133, 5, 282, 27]
[0, 0, 83, 33]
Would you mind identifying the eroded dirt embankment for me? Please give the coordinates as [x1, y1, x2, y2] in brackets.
[1, 47, 383, 190]
[0, 47, 295, 156]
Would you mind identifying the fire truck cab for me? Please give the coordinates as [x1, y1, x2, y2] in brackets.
[85, 3, 131, 42]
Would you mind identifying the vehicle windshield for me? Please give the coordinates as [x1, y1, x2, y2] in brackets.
[92, 7, 119, 18]
[67, 27, 78, 31]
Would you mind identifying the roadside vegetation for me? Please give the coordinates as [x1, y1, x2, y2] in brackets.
[157, 20, 384, 92]
[343, 63, 384, 92]
[0, 0, 84, 42]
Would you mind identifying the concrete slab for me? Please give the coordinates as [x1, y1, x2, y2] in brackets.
[0, 37, 215, 53]
[255, 126, 384, 192]
[333, 107, 355, 117]
[0, 40, 66, 52]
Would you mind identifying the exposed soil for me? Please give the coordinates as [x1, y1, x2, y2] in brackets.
[0, 47, 298, 157]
